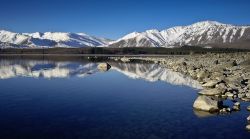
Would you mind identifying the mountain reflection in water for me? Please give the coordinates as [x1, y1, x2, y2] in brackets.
[0, 58, 202, 89]
[0, 57, 250, 139]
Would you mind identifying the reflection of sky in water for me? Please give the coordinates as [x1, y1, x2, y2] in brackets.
[0, 58, 249, 139]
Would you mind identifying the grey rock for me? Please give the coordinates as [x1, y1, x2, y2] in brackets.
[220, 108, 228, 114]
[238, 93, 246, 98]
[225, 92, 234, 97]
[246, 125, 250, 131]
[202, 80, 218, 88]
[247, 106, 250, 111]
[246, 93, 250, 98]
[198, 88, 223, 96]
[247, 115, 250, 121]
[234, 102, 240, 107]
[232, 105, 240, 111]
[193, 95, 219, 112]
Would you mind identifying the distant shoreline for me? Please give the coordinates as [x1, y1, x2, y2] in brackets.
[0, 54, 188, 57]
[0, 47, 249, 56]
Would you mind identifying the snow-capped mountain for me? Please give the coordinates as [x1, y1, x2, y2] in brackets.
[1, 21, 250, 49]
[0, 30, 110, 48]
[109, 21, 250, 48]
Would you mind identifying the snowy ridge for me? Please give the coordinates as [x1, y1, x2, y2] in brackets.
[0, 30, 110, 48]
[1, 21, 250, 48]
[109, 21, 250, 48]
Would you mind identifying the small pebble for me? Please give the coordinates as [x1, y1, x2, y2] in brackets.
[246, 125, 250, 131]
[232, 105, 240, 111]
[247, 106, 250, 111]
[234, 102, 240, 107]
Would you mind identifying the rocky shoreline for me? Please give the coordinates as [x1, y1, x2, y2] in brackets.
[110, 52, 250, 130]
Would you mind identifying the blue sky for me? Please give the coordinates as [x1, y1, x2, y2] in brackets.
[0, 0, 249, 39]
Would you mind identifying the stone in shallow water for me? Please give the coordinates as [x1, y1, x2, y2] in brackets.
[247, 106, 250, 111]
[193, 95, 219, 112]
[247, 115, 250, 121]
[232, 105, 240, 111]
[234, 102, 240, 107]
[246, 125, 250, 131]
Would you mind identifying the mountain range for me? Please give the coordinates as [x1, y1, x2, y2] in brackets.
[1, 21, 250, 49]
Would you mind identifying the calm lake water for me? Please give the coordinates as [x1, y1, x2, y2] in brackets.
[0, 57, 249, 139]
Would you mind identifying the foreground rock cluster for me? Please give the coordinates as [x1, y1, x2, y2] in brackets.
[111, 52, 250, 130]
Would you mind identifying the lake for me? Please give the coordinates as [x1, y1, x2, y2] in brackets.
[0, 56, 249, 139]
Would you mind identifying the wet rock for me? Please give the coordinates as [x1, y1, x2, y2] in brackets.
[225, 92, 234, 97]
[221, 94, 227, 99]
[193, 95, 219, 112]
[202, 80, 218, 88]
[232, 105, 240, 111]
[226, 107, 232, 112]
[234, 102, 240, 107]
[198, 88, 223, 96]
[242, 97, 250, 102]
[219, 108, 230, 114]
[247, 106, 250, 111]
[247, 115, 250, 121]
[246, 125, 250, 131]
[232, 102, 241, 111]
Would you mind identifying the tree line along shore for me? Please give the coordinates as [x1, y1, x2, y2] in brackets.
[0, 46, 249, 55]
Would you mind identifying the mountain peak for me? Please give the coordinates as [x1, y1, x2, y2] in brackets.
[109, 21, 250, 49]
[190, 20, 226, 27]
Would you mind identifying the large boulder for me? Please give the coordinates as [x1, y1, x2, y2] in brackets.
[193, 95, 219, 112]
